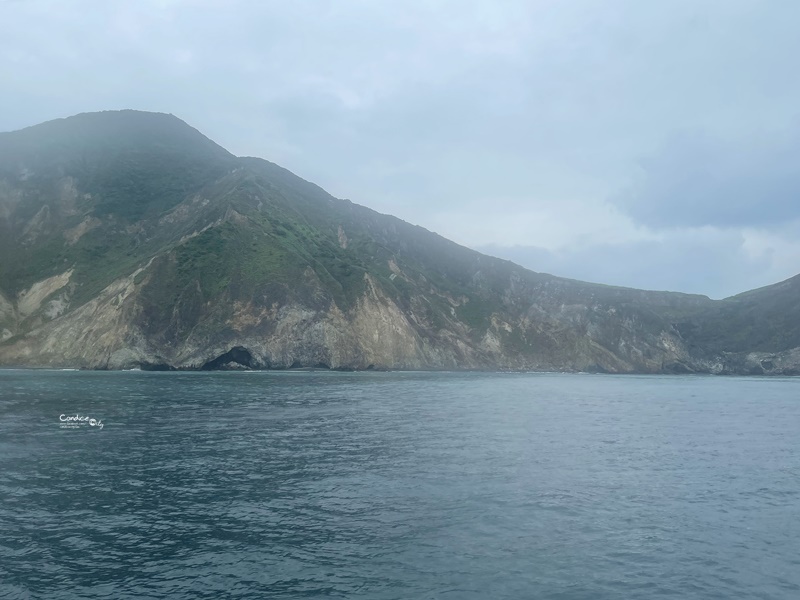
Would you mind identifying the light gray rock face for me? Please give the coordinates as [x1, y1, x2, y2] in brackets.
[0, 290, 16, 341]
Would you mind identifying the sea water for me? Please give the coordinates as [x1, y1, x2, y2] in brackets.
[1, 370, 798, 599]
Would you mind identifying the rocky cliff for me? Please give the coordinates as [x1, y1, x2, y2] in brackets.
[1, 110, 798, 374]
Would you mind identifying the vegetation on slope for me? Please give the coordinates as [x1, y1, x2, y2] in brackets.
[0, 110, 798, 372]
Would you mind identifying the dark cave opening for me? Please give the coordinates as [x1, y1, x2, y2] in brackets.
[201, 346, 256, 370]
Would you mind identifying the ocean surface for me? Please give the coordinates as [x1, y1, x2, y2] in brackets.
[0, 370, 798, 599]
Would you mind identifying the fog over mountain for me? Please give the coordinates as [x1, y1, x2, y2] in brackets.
[2, 1, 800, 299]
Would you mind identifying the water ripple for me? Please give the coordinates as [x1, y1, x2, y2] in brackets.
[1, 371, 798, 599]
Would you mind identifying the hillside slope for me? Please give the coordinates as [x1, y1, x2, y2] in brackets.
[0, 110, 797, 374]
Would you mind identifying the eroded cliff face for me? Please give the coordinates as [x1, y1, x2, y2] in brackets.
[1, 110, 799, 374]
[2, 249, 799, 374]
[0, 290, 16, 342]
[0, 257, 766, 374]
[0, 272, 433, 370]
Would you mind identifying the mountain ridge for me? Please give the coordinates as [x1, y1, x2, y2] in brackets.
[0, 110, 797, 374]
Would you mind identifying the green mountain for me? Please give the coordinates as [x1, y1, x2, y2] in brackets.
[0, 110, 797, 374]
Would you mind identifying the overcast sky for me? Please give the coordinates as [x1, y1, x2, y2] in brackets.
[2, 0, 799, 298]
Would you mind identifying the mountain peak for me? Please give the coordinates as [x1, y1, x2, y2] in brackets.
[0, 110, 237, 228]
[1, 109, 233, 164]
[8, 109, 193, 135]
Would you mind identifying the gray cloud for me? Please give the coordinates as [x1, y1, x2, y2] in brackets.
[615, 128, 800, 228]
